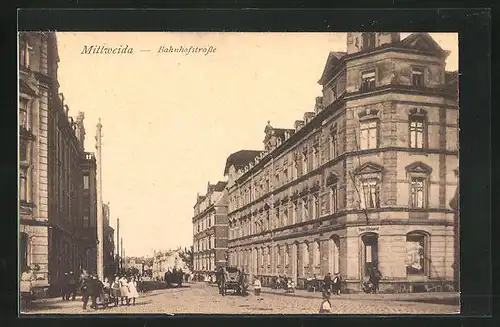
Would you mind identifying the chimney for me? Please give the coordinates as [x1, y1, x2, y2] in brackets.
[294, 120, 304, 132]
[303, 112, 315, 124]
[76, 111, 86, 151]
[314, 96, 324, 114]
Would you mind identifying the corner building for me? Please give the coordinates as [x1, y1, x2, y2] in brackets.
[225, 33, 458, 293]
[192, 182, 228, 278]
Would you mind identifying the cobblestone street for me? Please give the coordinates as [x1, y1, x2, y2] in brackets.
[21, 283, 459, 315]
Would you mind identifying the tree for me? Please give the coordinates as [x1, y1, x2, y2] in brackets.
[178, 246, 194, 272]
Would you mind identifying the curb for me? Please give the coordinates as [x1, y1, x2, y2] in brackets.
[206, 283, 459, 304]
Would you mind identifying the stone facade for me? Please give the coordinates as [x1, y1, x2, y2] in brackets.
[192, 182, 228, 278]
[225, 33, 458, 293]
[19, 32, 99, 297]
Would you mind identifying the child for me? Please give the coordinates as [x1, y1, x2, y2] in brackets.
[253, 277, 262, 297]
[319, 298, 332, 313]
[127, 276, 139, 306]
[111, 276, 121, 307]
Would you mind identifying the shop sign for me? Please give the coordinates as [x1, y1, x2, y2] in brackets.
[358, 226, 380, 233]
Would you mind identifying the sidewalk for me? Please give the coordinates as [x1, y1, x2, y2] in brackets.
[208, 283, 459, 305]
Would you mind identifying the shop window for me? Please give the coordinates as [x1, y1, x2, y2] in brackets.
[406, 232, 428, 276]
[361, 233, 379, 276]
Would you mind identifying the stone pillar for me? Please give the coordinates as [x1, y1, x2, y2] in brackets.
[291, 243, 298, 284]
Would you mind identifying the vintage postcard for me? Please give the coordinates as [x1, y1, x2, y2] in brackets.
[18, 31, 459, 315]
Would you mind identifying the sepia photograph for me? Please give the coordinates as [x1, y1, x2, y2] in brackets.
[18, 31, 459, 315]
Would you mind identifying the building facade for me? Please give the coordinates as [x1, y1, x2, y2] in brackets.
[225, 32, 459, 293]
[192, 181, 229, 277]
[102, 203, 116, 278]
[19, 31, 98, 296]
[152, 251, 188, 280]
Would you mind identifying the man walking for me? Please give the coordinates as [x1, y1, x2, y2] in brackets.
[68, 271, 77, 300]
[322, 273, 333, 299]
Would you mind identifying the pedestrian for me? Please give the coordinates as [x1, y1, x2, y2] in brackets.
[80, 274, 91, 310]
[331, 273, 342, 295]
[119, 275, 129, 305]
[61, 272, 69, 300]
[369, 267, 382, 294]
[102, 277, 111, 308]
[68, 271, 77, 300]
[322, 273, 333, 299]
[127, 276, 139, 305]
[253, 276, 262, 298]
[319, 294, 332, 314]
[111, 276, 121, 307]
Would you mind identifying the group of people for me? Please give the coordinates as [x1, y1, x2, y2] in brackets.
[59, 270, 140, 310]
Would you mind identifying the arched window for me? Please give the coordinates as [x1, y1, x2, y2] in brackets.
[329, 236, 340, 274]
[406, 232, 429, 276]
[20, 232, 29, 271]
[302, 242, 310, 276]
[361, 233, 379, 277]
[284, 244, 289, 268]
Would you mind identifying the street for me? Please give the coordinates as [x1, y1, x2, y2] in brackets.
[21, 282, 459, 315]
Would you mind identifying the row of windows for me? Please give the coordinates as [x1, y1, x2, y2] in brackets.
[194, 234, 214, 252]
[194, 255, 215, 271]
[229, 172, 428, 240]
[229, 185, 339, 239]
[360, 66, 424, 92]
[194, 213, 215, 234]
[229, 231, 429, 278]
[229, 112, 427, 213]
[229, 131, 340, 211]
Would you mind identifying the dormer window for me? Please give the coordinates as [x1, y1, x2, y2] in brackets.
[362, 32, 376, 51]
[361, 70, 376, 92]
[277, 137, 282, 146]
[412, 67, 424, 88]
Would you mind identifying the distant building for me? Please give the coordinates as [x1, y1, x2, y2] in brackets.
[192, 181, 228, 277]
[152, 250, 188, 280]
[102, 203, 115, 277]
[19, 31, 99, 296]
[225, 33, 458, 292]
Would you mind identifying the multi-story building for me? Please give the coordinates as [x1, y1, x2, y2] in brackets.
[192, 181, 229, 277]
[225, 32, 459, 292]
[102, 202, 116, 278]
[152, 251, 188, 280]
[19, 31, 98, 296]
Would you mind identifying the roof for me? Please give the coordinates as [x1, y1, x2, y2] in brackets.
[318, 33, 450, 85]
[224, 150, 262, 175]
[213, 181, 227, 192]
[318, 51, 347, 84]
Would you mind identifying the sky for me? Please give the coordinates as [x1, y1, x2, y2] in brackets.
[55, 32, 458, 257]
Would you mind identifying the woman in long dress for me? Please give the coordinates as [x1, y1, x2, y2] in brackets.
[127, 276, 139, 306]
[119, 276, 129, 305]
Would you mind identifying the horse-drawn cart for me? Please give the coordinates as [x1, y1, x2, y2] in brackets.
[219, 266, 249, 296]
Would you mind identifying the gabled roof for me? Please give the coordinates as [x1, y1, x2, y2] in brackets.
[354, 162, 385, 175]
[208, 181, 227, 193]
[224, 150, 261, 175]
[318, 51, 347, 85]
[398, 33, 450, 58]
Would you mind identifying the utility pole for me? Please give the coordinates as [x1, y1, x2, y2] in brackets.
[121, 237, 124, 269]
[116, 217, 120, 272]
[95, 118, 104, 281]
